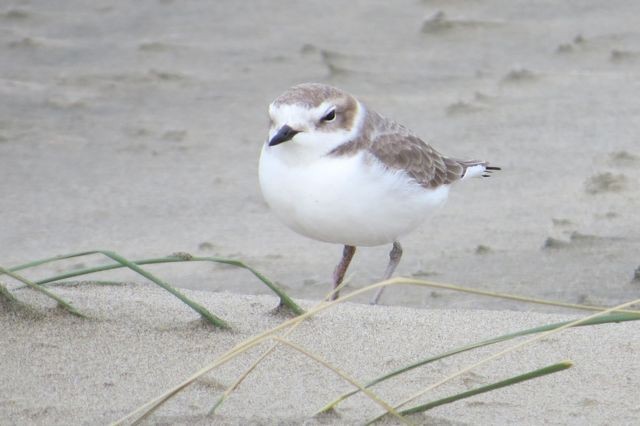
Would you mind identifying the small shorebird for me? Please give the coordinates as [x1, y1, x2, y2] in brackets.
[259, 83, 499, 304]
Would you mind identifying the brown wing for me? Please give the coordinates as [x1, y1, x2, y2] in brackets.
[368, 134, 464, 188]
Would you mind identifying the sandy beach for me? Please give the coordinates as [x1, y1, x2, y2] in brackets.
[3, 284, 640, 425]
[1, 0, 639, 424]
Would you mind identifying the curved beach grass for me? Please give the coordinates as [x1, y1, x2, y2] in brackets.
[5, 252, 638, 424]
[3, 250, 305, 329]
[113, 275, 640, 425]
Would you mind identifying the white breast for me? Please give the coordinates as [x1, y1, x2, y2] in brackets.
[259, 146, 450, 247]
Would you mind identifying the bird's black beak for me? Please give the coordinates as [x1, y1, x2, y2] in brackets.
[269, 125, 300, 147]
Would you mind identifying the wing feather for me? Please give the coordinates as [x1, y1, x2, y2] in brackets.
[369, 133, 464, 188]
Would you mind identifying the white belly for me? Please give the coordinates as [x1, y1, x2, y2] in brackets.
[258, 147, 449, 247]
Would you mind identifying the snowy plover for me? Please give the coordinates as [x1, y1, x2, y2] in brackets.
[259, 83, 499, 304]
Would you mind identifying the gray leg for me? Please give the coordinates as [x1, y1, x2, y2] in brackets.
[370, 241, 403, 305]
[331, 245, 356, 300]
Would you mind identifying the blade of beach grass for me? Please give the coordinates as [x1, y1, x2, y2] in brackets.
[46, 280, 127, 287]
[8, 250, 230, 329]
[11, 252, 304, 316]
[208, 315, 303, 415]
[0, 267, 85, 317]
[391, 277, 640, 314]
[116, 334, 270, 425]
[211, 275, 372, 419]
[367, 297, 640, 424]
[117, 330, 401, 425]
[194, 256, 305, 315]
[209, 283, 344, 415]
[207, 292, 342, 416]
[387, 361, 572, 421]
[270, 336, 411, 425]
[7, 253, 95, 272]
[209, 277, 353, 416]
[98, 251, 231, 329]
[315, 311, 640, 413]
[128, 332, 409, 425]
[117, 295, 377, 424]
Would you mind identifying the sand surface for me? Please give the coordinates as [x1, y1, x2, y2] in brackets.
[3, 284, 640, 425]
[1, 0, 640, 424]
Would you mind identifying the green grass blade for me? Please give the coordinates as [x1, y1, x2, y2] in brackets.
[0, 267, 85, 317]
[317, 312, 640, 414]
[369, 361, 572, 423]
[101, 251, 232, 329]
[199, 257, 305, 315]
[11, 252, 304, 316]
[8, 250, 230, 329]
[7, 250, 101, 272]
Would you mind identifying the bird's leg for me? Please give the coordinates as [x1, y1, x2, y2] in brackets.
[331, 245, 356, 300]
[370, 241, 403, 305]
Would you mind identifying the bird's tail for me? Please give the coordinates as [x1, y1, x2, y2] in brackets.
[458, 160, 501, 180]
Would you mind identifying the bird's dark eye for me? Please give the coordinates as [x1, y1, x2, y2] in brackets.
[322, 109, 336, 122]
